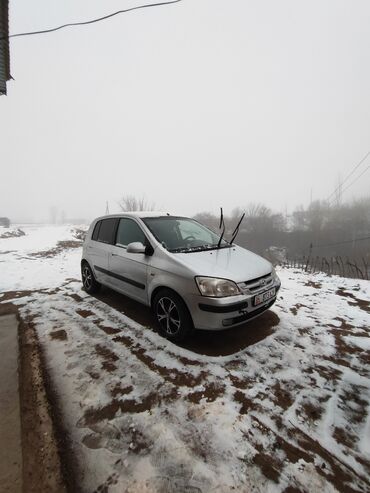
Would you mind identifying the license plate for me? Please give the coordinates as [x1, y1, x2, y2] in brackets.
[253, 288, 276, 306]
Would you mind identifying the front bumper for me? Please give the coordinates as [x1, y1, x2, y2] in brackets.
[186, 280, 281, 330]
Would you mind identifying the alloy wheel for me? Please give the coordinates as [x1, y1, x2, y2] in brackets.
[156, 297, 181, 335]
[82, 266, 93, 290]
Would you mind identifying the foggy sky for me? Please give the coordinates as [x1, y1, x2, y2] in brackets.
[1, 0, 370, 223]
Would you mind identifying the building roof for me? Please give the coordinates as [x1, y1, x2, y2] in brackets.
[0, 0, 10, 96]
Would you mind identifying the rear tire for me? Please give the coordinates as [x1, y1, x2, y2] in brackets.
[81, 262, 101, 294]
[153, 289, 193, 342]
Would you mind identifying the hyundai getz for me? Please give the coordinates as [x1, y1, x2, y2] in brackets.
[81, 212, 281, 341]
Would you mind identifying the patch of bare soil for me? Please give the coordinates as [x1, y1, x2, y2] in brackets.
[0, 228, 25, 239]
[271, 381, 295, 410]
[71, 228, 86, 242]
[0, 300, 79, 491]
[95, 344, 119, 372]
[247, 414, 370, 493]
[292, 426, 369, 493]
[82, 386, 178, 426]
[233, 390, 262, 414]
[336, 288, 370, 313]
[187, 382, 225, 403]
[297, 401, 324, 422]
[17, 311, 75, 492]
[290, 303, 309, 316]
[76, 309, 94, 318]
[86, 370, 100, 380]
[111, 384, 134, 398]
[29, 240, 82, 259]
[177, 355, 202, 366]
[282, 487, 307, 493]
[0, 290, 34, 302]
[252, 452, 281, 483]
[333, 426, 357, 448]
[338, 387, 368, 425]
[329, 327, 363, 361]
[50, 329, 68, 341]
[66, 293, 83, 303]
[247, 415, 314, 465]
[228, 374, 254, 390]
[304, 281, 322, 289]
[94, 320, 122, 335]
[113, 334, 209, 387]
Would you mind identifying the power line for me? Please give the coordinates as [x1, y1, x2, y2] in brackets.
[1, 0, 182, 40]
[327, 150, 370, 204]
[336, 165, 370, 201]
[312, 235, 370, 248]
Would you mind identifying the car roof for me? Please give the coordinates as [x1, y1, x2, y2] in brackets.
[93, 211, 174, 221]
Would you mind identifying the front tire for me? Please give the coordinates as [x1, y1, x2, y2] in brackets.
[81, 262, 101, 294]
[153, 289, 193, 342]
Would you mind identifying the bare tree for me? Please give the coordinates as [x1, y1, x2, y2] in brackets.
[242, 203, 286, 234]
[193, 211, 220, 232]
[118, 194, 156, 212]
[306, 200, 330, 234]
[292, 205, 306, 231]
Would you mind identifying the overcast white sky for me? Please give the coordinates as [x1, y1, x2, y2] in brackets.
[1, 0, 370, 222]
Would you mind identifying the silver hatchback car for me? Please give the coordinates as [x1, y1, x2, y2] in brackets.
[81, 212, 281, 341]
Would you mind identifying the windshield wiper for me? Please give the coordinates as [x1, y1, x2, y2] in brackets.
[170, 245, 212, 253]
[229, 212, 245, 244]
[217, 207, 226, 248]
[189, 244, 221, 252]
[171, 244, 228, 254]
[169, 246, 192, 253]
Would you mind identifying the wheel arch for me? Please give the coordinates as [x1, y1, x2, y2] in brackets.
[81, 258, 90, 268]
[150, 286, 194, 324]
[150, 285, 181, 307]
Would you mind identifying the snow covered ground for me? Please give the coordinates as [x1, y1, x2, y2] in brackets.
[1, 225, 370, 493]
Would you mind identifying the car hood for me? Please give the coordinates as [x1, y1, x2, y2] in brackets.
[174, 245, 272, 283]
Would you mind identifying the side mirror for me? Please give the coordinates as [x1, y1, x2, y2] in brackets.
[126, 242, 146, 254]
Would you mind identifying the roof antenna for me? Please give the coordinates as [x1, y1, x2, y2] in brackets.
[229, 213, 245, 245]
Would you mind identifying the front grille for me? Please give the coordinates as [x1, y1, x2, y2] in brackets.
[240, 272, 273, 293]
[244, 273, 271, 286]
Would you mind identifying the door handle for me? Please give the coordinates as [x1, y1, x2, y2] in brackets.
[111, 253, 119, 256]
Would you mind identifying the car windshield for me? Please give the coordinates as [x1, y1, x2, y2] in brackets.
[142, 216, 230, 253]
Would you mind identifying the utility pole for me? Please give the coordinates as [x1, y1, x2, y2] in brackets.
[105, 201, 110, 215]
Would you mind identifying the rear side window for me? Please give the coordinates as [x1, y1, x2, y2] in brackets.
[97, 218, 117, 244]
[91, 221, 101, 241]
[116, 218, 147, 247]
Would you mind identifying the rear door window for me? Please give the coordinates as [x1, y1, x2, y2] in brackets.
[92, 221, 101, 241]
[116, 218, 147, 247]
[97, 218, 118, 244]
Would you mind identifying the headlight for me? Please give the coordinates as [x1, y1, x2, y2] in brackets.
[195, 277, 241, 297]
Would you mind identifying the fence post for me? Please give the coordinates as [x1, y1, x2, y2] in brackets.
[335, 257, 341, 277]
[348, 261, 364, 280]
[305, 243, 313, 272]
[363, 258, 369, 280]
